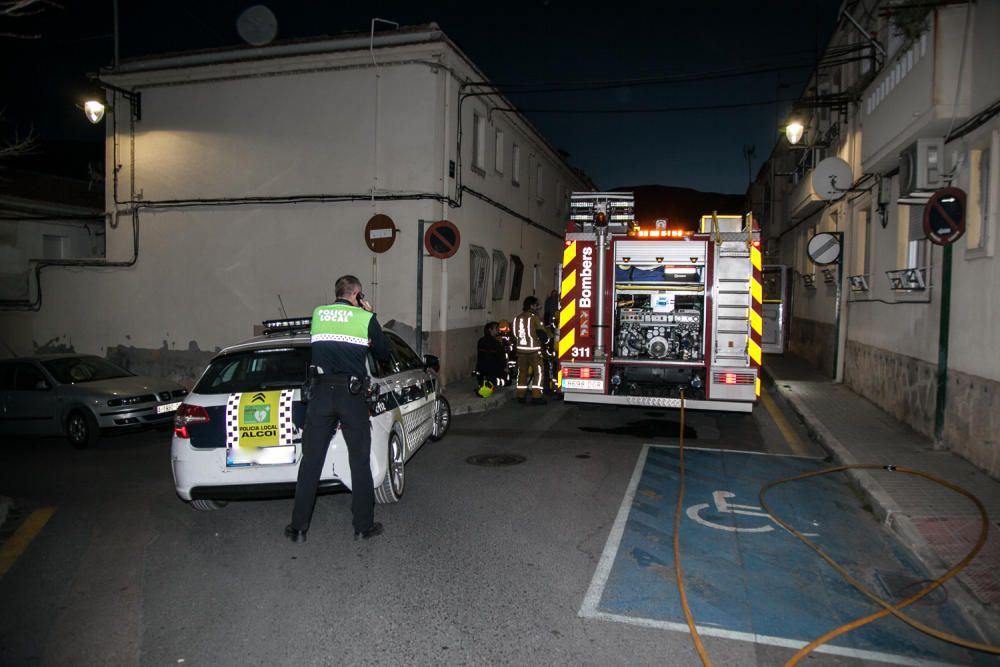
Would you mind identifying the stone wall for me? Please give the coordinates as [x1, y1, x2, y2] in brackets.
[843, 340, 936, 438]
[845, 339, 1000, 478]
[788, 317, 836, 378]
[943, 368, 1000, 478]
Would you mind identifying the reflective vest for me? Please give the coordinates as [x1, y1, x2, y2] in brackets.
[310, 303, 372, 347]
[512, 310, 541, 352]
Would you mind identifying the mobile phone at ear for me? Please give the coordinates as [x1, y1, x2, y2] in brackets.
[358, 292, 366, 303]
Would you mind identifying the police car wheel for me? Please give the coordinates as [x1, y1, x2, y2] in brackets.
[428, 396, 451, 442]
[191, 499, 228, 511]
[374, 431, 404, 504]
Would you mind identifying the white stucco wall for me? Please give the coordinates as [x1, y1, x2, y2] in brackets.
[0, 32, 587, 384]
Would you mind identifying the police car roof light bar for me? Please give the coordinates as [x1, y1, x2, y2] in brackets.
[262, 317, 312, 335]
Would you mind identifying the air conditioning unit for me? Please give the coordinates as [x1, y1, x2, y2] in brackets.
[898, 138, 944, 202]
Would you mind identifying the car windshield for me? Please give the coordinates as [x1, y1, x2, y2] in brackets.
[42, 356, 133, 384]
[195, 347, 310, 394]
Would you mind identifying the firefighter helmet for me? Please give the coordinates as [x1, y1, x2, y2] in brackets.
[497, 319, 510, 333]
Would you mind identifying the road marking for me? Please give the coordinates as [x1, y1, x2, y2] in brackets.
[580, 447, 965, 667]
[761, 387, 809, 456]
[0, 506, 56, 577]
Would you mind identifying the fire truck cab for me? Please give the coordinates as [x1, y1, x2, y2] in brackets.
[557, 192, 762, 413]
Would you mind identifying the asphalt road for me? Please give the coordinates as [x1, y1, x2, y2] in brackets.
[8, 393, 942, 667]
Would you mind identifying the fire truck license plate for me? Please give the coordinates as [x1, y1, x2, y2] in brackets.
[563, 379, 603, 390]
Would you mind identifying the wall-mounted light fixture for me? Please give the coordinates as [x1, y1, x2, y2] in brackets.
[81, 81, 141, 124]
[785, 120, 805, 145]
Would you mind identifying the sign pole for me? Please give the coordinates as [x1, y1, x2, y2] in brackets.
[933, 243, 952, 446]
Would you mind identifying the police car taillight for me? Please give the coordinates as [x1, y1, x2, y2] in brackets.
[174, 403, 209, 439]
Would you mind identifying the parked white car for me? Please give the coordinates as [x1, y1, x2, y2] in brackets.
[170, 319, 450, 510]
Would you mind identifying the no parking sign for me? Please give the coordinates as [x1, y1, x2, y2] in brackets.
[424, 220, 461, 259]
[923, 187, 966, 246]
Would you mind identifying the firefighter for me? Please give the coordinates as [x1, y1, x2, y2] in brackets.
[286, 274, 391, 543]
[512, 296, 546, 404]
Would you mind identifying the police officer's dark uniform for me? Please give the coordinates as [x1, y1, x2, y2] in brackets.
[285, 281, 390, 542]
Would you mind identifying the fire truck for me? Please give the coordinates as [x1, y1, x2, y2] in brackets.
[556, 192, 762, 413]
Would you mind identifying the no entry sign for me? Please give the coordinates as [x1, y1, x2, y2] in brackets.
[424, 220, 461, 259]
[923, 187, 966, 246]
[364, 214, 397, 253]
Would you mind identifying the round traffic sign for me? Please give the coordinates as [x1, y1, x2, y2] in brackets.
[923, 187, 966, 246]
[424, 220, 461, 259]
[364, 214, 397, 253]
[807, 232, 841, 265]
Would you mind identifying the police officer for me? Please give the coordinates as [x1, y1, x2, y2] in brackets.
[285, 275, 391, 543]
[512, 296, 546, 404]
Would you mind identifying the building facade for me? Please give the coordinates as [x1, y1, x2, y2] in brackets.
[754, 1, 1000, 477]
[0, 25, 589, 385]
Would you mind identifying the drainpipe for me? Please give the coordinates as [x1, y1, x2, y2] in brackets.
[416, 219, 426, 357]
[933, 243, 952, 447]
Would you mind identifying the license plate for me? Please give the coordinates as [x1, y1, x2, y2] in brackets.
[157, 401, 181, 414]
[227, 445, 296, 467]
[563, 378, 603, 390]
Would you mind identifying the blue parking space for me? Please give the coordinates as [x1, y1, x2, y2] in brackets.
[580, 446, 991, 666]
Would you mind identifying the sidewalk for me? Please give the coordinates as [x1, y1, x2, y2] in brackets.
[443, 376, 514, 416]
[763, 353, 1000, 643]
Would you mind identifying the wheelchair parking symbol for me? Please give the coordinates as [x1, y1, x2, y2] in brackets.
[686, 490, 818, 536]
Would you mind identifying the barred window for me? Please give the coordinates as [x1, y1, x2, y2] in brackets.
[491, 250, 507, 300]
[470, 245, 489, 309]
[509, 254, 524, 301]
[472, 112, 486, 173]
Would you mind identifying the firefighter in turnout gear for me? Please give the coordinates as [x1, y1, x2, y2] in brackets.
[512, 296, 546, 404]
[286, 275, 391, 544]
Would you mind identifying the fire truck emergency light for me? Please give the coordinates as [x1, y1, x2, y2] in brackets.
[630, 229, 691, 238]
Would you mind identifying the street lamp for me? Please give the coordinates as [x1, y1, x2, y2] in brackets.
[785, 120, 805, 145]
[83, 99, 106, 124]
[79, 81, 141, 124]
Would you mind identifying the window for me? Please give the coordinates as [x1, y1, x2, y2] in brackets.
[898, 204, 927, 274]
[512, 144, 521, 186]
[13, 363, 47, 391]
[470, 245, 489, 309]
[852, 208, 871, 277]
[472, 111, 486, 172]
[535, 163, 544, 201]
[509, 255, 524, 301]
[386, 332, 423, 372]
[494, 129, 504, 174]
[967, 133, 997, 257]
[491, 250, 507, 301]
[43, 235, 67, 259]
[194, 348, 310, 394]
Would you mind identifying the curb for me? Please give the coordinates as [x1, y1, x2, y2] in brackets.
[446, 388, 514, 416]
[761, 369, 1000, 645]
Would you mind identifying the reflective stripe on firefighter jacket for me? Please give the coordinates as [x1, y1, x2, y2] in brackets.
[512, 310, 542, 352]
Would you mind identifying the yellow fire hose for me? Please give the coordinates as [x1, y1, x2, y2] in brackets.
[671, 393, 1000, 667]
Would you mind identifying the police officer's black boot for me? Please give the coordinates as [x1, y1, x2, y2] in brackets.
[354, 522, 384, 540]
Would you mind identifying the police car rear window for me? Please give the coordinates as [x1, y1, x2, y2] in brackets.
[194, 348, 310, 394]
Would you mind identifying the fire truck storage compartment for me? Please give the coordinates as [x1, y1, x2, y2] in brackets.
[612, 239, 707, 363]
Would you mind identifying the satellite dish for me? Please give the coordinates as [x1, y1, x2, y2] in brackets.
[237, 5, 278, 46]
[811, 157, 853, 201]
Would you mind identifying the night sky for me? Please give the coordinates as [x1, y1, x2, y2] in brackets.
[1, 0, 842, 193]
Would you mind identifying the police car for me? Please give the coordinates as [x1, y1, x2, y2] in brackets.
[170, 318, 450, 510]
